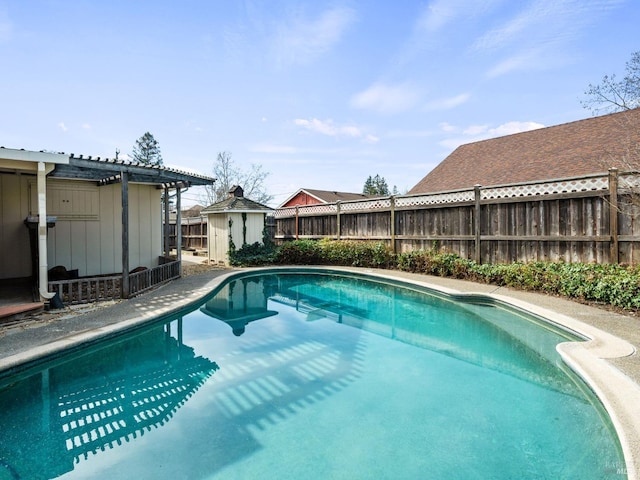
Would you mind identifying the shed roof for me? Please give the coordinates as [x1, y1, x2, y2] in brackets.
[201, 195, 273, 214]
[409, 108, 640, 194]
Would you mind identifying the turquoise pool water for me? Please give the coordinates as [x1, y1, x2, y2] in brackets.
[0, 271, 626, 479]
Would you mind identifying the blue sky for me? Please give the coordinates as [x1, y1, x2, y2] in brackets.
[0, 1, 637, 206]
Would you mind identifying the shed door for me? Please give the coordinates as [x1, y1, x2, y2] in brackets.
[210, 215, 228, 264]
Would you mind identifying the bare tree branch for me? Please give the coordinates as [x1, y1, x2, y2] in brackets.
[201, 152, 273, 205]
[581, 51, 640, 114]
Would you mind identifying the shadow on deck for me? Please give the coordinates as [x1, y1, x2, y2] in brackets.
[0, 278, 44, 321]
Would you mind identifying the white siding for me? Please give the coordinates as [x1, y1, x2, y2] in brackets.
[46, 180, 162, 276]
[0, 173, 33, 279]
[245, 213, 266, 245]
[206, 211, 266, 266]
[1, 174, 164, 280]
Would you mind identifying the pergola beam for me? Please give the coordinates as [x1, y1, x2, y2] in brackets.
[48, 156, 213, 186]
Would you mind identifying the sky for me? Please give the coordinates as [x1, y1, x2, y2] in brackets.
[0, 0, 638, 207]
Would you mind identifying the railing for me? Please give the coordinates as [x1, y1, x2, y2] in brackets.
[49, 275, 121, 305]
[48, 260, 182, 305]
[128, 260, 181, 297]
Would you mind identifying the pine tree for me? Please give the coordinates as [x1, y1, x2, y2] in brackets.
[132, 132, 163, 165]
[363, 174, 390, 195]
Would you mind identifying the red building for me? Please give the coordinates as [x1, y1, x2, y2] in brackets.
[279, 188, 373, 208]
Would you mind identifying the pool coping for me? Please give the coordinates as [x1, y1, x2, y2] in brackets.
[0, 266, 638, 479]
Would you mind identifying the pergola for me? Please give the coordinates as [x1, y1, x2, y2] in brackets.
[49, 154, 216, 297]
[0, 147, 215, 300]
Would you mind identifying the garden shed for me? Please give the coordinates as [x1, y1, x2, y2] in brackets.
[201, 186, 273, 265]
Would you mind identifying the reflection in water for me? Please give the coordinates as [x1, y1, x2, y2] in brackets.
[227, 273, 582, 396]
[200, 274, 279, 336]
[0, 321, 218, 479]
[0, 271, 625, 479]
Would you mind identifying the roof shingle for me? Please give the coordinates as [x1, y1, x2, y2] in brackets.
[409, 108, 640, 194]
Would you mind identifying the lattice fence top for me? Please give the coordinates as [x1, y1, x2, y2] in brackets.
[620, 173, 640, 191]
[481, 175, 609, 200]
[273, 203, 339, 218]
[274, 207, 297, 219]
[395, 190, 475, 208]
[340, 198, 391, 212]
[274, 174, 614, 218]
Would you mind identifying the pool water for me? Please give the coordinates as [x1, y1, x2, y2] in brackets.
[0, 271, 626, 479]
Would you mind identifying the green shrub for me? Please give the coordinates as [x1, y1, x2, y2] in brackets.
[229, 241, 276, 266]
[274, 239, 394, 268]
[270, 241, 640, 312]
[274, 239, 324, 265]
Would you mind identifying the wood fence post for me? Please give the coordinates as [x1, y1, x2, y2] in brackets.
[121, 170, 130, 299]
[176, 187, 183, 276]
[474, 184, 482, 264]
[163, 186, 170, 257]
[336, 201, 341, 240]
[609, 168, 619, 264]
[390, 196, 396, 254]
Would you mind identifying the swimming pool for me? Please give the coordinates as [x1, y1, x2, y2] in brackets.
[0, 270, 628, 479]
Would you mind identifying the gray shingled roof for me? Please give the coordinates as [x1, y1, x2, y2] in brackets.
[303, 188, 374, 203]
[201, 196, 273, 213]
[409, 108, 640, 194]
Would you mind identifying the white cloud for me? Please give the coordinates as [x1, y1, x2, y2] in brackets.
[291, 118, 380, 144]
[474, 0, 625, 77]
[350, 82, 422, 114]
[463, 124, 489, 136]
[425, 93, 471, 111]
[489, 121, 545, 136]
[440, 120, 545, 150]
[58, 122, 68, 132]
[272, 7, 356, 66]
[463, 121, 544, 137]
[82, 123, 91, 130]
[485, 53, 532, 77]
[418, 0, 501, 33]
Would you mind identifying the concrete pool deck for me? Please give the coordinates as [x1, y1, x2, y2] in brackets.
[0, 266, 639, 478]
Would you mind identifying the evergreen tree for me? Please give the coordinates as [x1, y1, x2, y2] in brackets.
[132, 132, 163, 165]
[363, 174, 390, 195]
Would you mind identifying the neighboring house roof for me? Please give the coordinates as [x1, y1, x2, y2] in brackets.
[409, 108, 640, 194]
[279, 188, 373, 207]
[182, 205, 205, 217]
[201, 196, 273, 214]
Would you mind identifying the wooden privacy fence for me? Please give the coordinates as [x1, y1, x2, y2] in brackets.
[274, 169, 640, 265]
[168, 217, 208, 250]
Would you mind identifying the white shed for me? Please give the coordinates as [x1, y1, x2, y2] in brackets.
[202, 186, 273, 265]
